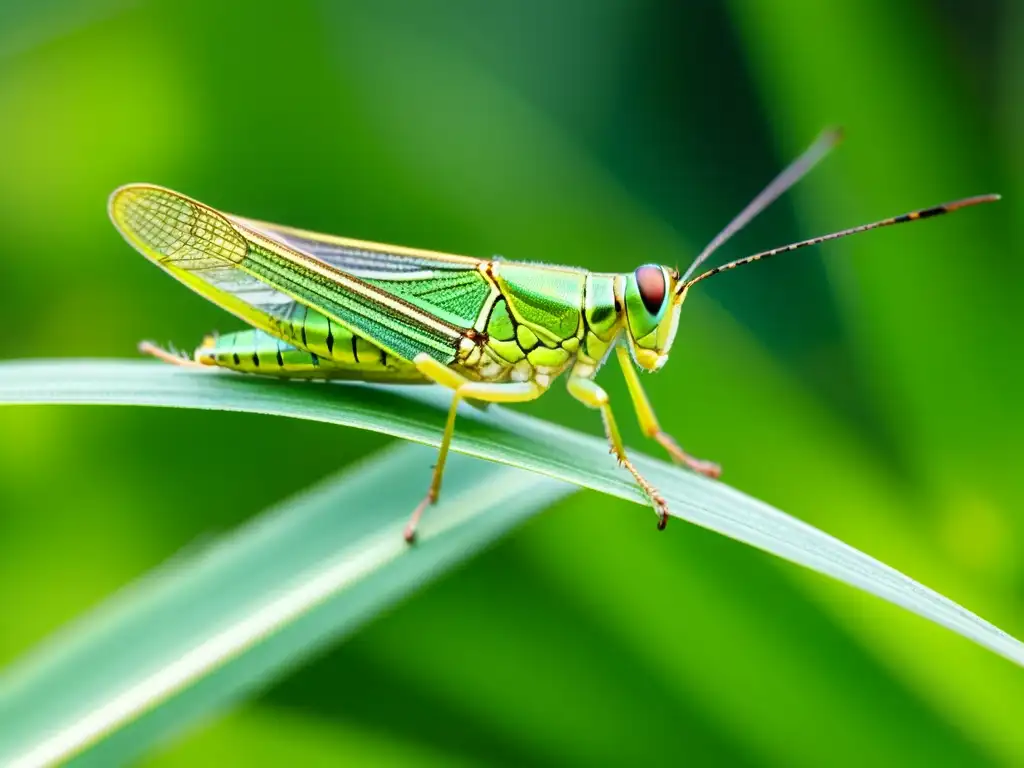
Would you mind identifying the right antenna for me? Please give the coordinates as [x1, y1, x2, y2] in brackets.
[680, 127, 844, 283]
[682, 194, 1001, 290]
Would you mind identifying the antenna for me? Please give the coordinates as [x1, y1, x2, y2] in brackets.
[680, 127, 844, 283]
[682, 194, 1001, 290]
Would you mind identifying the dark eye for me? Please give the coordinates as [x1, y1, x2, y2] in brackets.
[634, 265, 666, 315]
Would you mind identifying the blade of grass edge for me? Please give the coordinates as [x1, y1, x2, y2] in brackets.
[0, 359, 1021, 673]
[0, 441, 573, 767]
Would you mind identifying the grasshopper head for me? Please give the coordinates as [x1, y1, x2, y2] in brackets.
[621, 264, 686, 372]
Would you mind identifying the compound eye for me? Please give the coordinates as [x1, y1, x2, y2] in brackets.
[634, 265, 666, 316]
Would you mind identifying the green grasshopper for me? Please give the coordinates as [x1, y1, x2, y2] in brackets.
[109, 129, 998, 541]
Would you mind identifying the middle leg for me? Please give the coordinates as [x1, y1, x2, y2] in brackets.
[615, 345, 721, 479]
[566, 374, 671, 529]
[407, 353, 546, 543]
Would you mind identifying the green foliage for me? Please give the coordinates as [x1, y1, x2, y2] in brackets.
[0, 437, 571, 766]
[0, 361, 1020, 765]
[0, 1, 1021, 766]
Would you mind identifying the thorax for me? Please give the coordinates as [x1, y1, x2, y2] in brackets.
[459, 262, 625, 386]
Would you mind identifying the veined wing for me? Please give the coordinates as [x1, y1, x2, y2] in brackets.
[235, 216, 484, 275]
[238, 216, 496, 336]
[109, 185, 494, 364]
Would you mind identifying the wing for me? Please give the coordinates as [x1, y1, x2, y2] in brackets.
[239, 216, 496, 336]
[235, 216, 485, 275]
[109, 185, 496, 364]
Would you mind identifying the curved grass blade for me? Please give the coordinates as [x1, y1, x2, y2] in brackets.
[0, 441, 571, 767]
[0, 358, 1021, 673]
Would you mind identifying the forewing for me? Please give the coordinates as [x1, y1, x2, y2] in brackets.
[109, 184, 302, 342]
[236, 217, 484, 275]
[109, 185, 488, 364]
[238, 217, 496, 332]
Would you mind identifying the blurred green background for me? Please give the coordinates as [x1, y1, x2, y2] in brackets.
[0, 0, 1021, 765]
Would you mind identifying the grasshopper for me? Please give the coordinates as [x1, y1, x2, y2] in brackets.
[109, 129, 998, 541]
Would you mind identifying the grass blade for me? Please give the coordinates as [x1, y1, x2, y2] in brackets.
[0, 441, 571, 766]
[0, 358, 1021, 674]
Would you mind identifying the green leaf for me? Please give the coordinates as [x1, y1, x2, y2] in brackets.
[0, 436, 571, 766]
[0, 358, 1022, 764]
[2, 357, 1023, 647]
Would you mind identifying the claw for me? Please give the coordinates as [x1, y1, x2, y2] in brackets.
[653, 494, 669, 530]
[404, 488, 436, 545]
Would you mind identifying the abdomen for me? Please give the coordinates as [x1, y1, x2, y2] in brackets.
[195, 327, 426, 382]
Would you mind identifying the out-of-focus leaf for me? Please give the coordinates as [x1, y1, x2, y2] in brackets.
[726, 3, 1024, 760]
[727, 0, 1022, 502]
[142, 705, 469, 768]
[0, 0, 131, 59]
[0, 440, 571, 767]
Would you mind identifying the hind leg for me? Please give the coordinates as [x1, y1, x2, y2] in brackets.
[138, 340, 208, 369]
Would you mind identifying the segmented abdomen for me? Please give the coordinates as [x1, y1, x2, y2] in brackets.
[197, 327, 425, 382]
